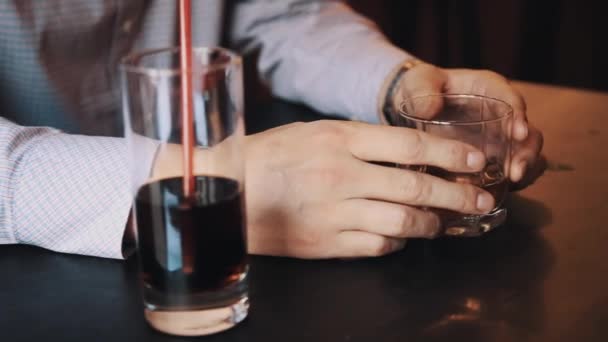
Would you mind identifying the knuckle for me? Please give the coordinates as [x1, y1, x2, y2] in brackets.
[459, 184, 480, 212]
[401, 172, 428, 203]
[403, 131, 425, 161]
[309, 120, 345, 146]
[426, 212, 442, 238]
[293, 229, 324, 252]
[447, 183, 470, 213]
[398, 207, 416, 234]
[446, 143, 466, 166]
[402, 208, 440, 238]
[312, 165, 344, 188]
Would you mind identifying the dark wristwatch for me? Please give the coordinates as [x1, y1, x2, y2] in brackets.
[380, 59, 423, 124]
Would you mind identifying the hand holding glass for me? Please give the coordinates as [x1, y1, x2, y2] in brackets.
[386, 94, 513, 237]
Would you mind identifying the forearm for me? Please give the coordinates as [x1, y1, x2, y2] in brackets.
[230, 0, 413, 123]
[0, 118, 132, 259]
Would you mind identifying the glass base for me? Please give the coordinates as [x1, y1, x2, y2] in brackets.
[443, 208, 507, 237]
[144, 296, 249, 336]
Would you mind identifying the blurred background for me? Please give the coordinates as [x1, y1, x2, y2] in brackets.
[350, 0, 606, 91]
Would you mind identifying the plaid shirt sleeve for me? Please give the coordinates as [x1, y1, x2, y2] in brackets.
[0, 117, 131, 259]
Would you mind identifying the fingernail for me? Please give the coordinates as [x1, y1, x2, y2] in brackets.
[467, 151, 485, 169]
[476, 192, 494, 212]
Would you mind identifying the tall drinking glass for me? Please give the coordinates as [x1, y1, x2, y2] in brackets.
[121, 47, 247, 336]
[385, 94, 513, 237]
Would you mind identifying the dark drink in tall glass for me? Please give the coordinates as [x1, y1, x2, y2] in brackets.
[135, 176, 247, 310]
[122, 47, 247, 335]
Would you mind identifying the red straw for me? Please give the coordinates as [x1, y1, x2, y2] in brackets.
[179, 0, 194, 198]
[178, 0, 195, 275]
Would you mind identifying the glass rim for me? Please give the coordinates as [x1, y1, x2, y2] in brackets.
[120, 46, 242, 76]
[398, 94, 513, 126]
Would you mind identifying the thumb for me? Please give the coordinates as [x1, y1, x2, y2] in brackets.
[398, 63, 448, 120]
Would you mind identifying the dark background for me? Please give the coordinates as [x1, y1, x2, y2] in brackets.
[350, 0, 607, 91]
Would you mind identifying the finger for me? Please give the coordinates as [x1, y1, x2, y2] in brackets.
[345, 122, 486, 172]
[447, 69, 528, 141]
[510, 155, 547, 191]
[352, 162, 495, 214]
[492, 85, 528, 141]
[400, 95, 444, 121]
[333, 199, 441, 238]
[401, 63, 447, 97]
[334, 231, 406, 258]
[513, 101, 528, 141]
[510, 126, 544, 182]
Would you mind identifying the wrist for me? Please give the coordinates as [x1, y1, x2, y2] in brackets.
[377, 59, 424, 122]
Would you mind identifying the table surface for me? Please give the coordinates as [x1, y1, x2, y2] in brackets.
[2, 82, 608, 342]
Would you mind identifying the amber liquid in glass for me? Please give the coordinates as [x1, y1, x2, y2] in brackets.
[427, 162, 508, 236]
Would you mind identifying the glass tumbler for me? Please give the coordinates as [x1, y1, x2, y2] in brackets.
[384, 94, 513, 237]
[121, 47, 248, 336]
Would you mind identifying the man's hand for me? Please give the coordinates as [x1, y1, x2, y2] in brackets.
[244, 120, 495, 258]
[395, 63, 544, 188]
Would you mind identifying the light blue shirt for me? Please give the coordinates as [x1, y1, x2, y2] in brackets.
[0, 0, 410, 135]
[0, 0, 412, 258]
